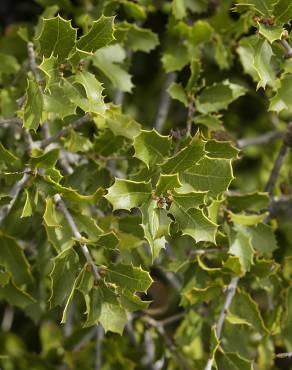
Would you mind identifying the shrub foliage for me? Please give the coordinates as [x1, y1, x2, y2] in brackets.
[0, 0, 292, 369]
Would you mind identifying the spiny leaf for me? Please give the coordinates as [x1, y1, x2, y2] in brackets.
[49, 247, 79, 308]
[133, 130, 171, 168]
[161, 137, 205, 174]
[228, 211, 269, 225]
[258, 23, 284, 43]
[0, 233, 32, 285]
[253, 39, 275, 90]
[181, 157, 234, 197]
[36, 15, 77, 60]
[76, 16, 115, 53]
[155, 173, 182, 196]
[23, 79, 43, 131]
[105, 263, 153, 293]
[229, 228, 254, 273]
[105, 178, 151, 211]
[269, 73, 292, 112]
[205, 139, 240, 159]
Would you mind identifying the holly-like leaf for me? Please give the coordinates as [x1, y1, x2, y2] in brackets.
[0, 233, 32, 286]
[269, 74, 292, 112]
[85, 285, 127, 334]
[105, 178, 151, 211]
[121, 23, 159, 52]
[216, 351, 254, 370]
[161, 137, 205, 174]
[76, 16, 115, 53]
[167, 82, 188, 106]
[133, 130, 171, 168]
[36, 15, 77, 60]
[253, 39, 275, 90]
[20, 189, 33, 218]
[229, 228, 254, 273]
[226, 192, 269, 212]
[23, 79, 43, 131]
[229, 290, 269, 334]
[196, 80, 246, 114]
[92, 44, 133, 93]
[273, 0, 292, 24]
[170, 202, 217, 243]
[155, 173, 182, 196]
[43, 83, 76, 118]
[38, 54, 59, 90]
[181, 157, 234, 197]
[205, 139, 239, 159]
[0, 272, 35, 309]
[228, 211, 269, 225]
[104, 107, 141, 139]
[162, 43, 190, 72]
[49, 247, 79, 308]
[258, 23, 284, 43]
[141, 199, 170, 259]
[105, 263, 153, 293]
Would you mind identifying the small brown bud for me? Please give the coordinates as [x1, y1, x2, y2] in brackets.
[282, 29, 289, 39]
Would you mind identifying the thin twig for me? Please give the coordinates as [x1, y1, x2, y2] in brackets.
[203, 276, 240, 370]
[95, 324, 104, 370]
[276, 352, 292, 358]
[27, 42, 42, 83]
[53, 194, 101, 282]
[159, 312, 185, 326]
[237, 130, 284, 148]
[186, 95, 195, 136]
[188, 247, 227, 257]
[281, 39, 292, 59]
[1, 306, 14, 332]
[154, 72, 177, 133]
[40, 114, 91, 149]
[0, 171, 31, 226]
[264, 143, 288, 195]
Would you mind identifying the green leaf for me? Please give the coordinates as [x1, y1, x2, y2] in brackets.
[20, 189, 33, 218]
[65, 71, 106, 114]
[161, 137, 205, 174]
[122, 24, 159, 52]
[38, 54, 59, 90]
[30, 148, 59, 169]
[181, 157, 234, 197]
[228, 211, 269, 225]
[49, 247, 79, 308]
[229, 228, 254, 273]
[269, 74, 292, 112]
[273, 0, 292, 24]
[205, 139, 239, 159]
[253, 39, 275, 90]
[105, 263, 153, 293]
[155, 174, 182, 196]
[226, 192, 269, 212]
[76, 16, 115, 53]
[167, 82, 188, 106]
[85, 285, 127, 334]
[170, 202, 217, 243]
[92, 44, 133, 93]
[0, 272, 35, 309]
[196, 80, 247, 114]
[162, 43, 190, 72]
[43, 83, 76, 118]
[193, 114, 223, 130]
[0, 52, 19, 76]
[23, 79, 43, 131]
[258, 23, 284, 43]
[104, 107, 141, 139]
[133, 130, 171, 168]
[0, 143, 19, 164]
[172, 190, 206, 209]
[216, 351, 254, 370]
[105, 179, 151, 211]
[36, 15, 77, 60]
[141, 199, 170, 259]
[191, 20, 213, 45]
[229, 290, 269, 334]
[235, 223, 278, 254]
[0, 233, 32, 285]
[172, 0, 186, 19]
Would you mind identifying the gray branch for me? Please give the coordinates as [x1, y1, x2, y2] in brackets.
[237, 130, 284, 148]
[154, 72, 177, 133]
[40, 114, 91, 149]
[53, 194, 101, 282]
[281, 39, 292, 58]
[95, 324, 104, 370]
[27, 42, 42, 83]
[264, 143, 288, 195]
[203, 276, 240, 370]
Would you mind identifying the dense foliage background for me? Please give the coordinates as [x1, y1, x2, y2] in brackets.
[0, 0, 292, 369]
